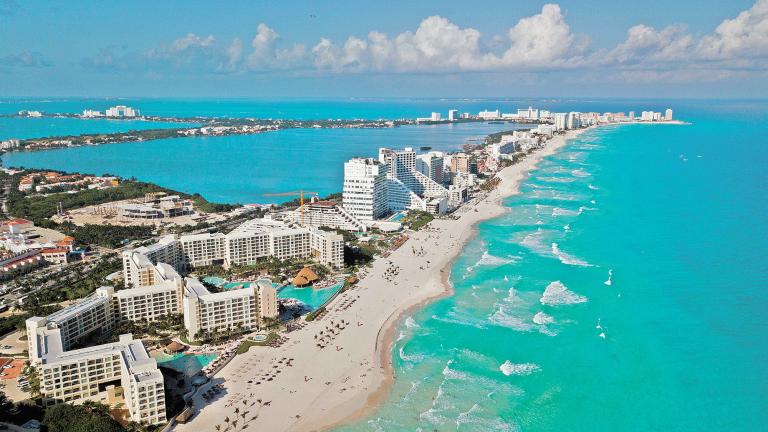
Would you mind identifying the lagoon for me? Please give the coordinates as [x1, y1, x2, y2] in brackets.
[2, 122, 523, 204]
[0, 116, 198, 141]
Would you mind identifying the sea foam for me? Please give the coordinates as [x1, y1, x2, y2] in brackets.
[405, 316, 420, 329]
[466, 251, 519, 272]
[551, 242, 593, 267]
[572, 168, 591, 178]
[532, 311, 555, 325]
[552, 207, 581, 217]
[399, 346, 426, 363]
[499, 360, 541, 376]
[540, 281, 588, 306]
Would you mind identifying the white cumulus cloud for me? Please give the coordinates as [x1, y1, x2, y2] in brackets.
[310, 4, 584, 72]
[83, 0, 768, 84]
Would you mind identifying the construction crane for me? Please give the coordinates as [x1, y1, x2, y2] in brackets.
[262, 190, 318, 226]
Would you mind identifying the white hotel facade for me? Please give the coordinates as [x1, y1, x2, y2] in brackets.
[182, 278, 277, 338]
[26, 286, 167, 424]
[342, 147, 450, 222]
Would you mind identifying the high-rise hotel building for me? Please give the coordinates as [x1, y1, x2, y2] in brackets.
[27, 289, 166, 425]
[342, 157, 388, 222]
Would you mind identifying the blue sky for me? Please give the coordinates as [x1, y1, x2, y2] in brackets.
[1, 0, 766, 97]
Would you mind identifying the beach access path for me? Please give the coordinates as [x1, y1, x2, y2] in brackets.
[172, 127, 588, 432]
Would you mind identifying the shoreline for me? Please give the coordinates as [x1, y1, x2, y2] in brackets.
[299, 126, 593, 431]
[172, 124, 622, 432]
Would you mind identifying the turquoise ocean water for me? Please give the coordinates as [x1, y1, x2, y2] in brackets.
[337, 101, 768, 431]
[1, 98, 765, 429]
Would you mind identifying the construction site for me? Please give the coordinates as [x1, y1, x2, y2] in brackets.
[50, 192, 229, 228]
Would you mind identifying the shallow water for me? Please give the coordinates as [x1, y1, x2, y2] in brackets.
[337, 101, 768, 431]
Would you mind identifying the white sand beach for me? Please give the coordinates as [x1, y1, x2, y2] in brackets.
[173, 127, 589, 432]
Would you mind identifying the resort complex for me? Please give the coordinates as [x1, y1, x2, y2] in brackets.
[0, 103, 681, 429]
[123, 217, 344, 274]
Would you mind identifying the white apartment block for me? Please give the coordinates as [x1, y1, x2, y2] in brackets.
[567, 112, 582, 130]
[448, 109, 458, 121]
[26, 287, 115, 355]
[28, 326, 165, 425]
[182, 278, 259, 338]
[122, 218, 346, 288]
[115, 283, 180, 323]
[179, 232, 227, 267]
[554, 113, 567, 131]
[379, 147, 449, 214]
[293, 200, 367, 232]
[517, 106, 539, 119]
[122, 235, 183, 288]
[416, 151, 444, 184]
[256, 279, 278, 320]
[105, 105, 138, 117]
[226, 218, 309, 264]
[342, 149, 450, 221]
[27, 296, 166, 425]
[478, 109, 501, 119]
[309, 229, 344, 269]
[342, 157, 388, 222]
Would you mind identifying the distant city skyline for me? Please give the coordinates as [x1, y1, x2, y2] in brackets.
[1, 0, 767, 97]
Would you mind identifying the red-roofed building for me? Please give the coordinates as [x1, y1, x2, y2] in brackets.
[41, 248, 69, 265]
[56, 236, 76, 252]
[0, 218, 33, 234]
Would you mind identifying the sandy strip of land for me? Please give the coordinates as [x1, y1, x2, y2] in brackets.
[172, 127, 590, 432]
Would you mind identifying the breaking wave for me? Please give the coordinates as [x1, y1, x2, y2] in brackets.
[532, 311, 555, 325]
[466, 251, 520, 272]
[540, 281, 588, 306]
[536, 176, 576, 183]
[571, 168, 591, 178]
[520, 229, 550, 255]
[552, 207, 581, 217]
[499, 360, 541, 376]
[432, 309, 487, 329]
[551, 242, 593, 267]
[399, 345, 426, 363]
[405, 316, 420, 329]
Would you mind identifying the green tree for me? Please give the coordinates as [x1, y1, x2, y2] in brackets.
[43, 403, 126, 432]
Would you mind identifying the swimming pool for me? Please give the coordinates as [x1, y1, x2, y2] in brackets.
[156, 352, 217, 376]
[202, 276, 227, 286]
[222, 281, 252, 290]
[202, 277, 253, 290]
[388, 212, 406, 222]
[277, 280, 345, 310]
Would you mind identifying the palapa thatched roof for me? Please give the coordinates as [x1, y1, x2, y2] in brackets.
[293, 266, 319, 287]
[165, 341, 186, 353]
